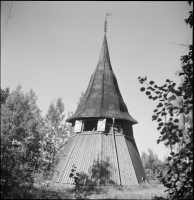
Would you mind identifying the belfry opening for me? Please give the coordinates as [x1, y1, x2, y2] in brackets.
[52, 19, 147, 186]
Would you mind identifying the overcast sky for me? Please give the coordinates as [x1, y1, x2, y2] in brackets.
[1, 1, 192, 160]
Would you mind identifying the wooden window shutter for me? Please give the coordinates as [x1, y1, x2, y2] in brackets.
[74, 120, 82, 132]
[97, 119, 106, 132]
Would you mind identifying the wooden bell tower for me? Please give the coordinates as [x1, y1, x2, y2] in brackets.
[52, 17, 147, 186]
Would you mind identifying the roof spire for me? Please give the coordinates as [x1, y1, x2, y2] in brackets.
[104, 13, 112, 34]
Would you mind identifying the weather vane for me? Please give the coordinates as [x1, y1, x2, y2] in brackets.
[104, 13, 112, 33]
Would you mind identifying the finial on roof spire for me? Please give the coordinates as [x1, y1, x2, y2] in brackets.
[104, 13, 112, 33]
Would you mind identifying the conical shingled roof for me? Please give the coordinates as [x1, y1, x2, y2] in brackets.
[66, 34, 138, 124]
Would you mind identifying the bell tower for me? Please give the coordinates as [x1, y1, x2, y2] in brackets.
[52, 16, 147, 186]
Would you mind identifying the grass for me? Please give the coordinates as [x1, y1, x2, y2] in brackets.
[1, 180, 168, 199]
[82, 184, 167, 199]
[35, 180, 168, 199]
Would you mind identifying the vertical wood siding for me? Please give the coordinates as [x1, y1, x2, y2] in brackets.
[115, 135, 138, 186]
[53, 135, 78, 182]
[53, 132, 145, 186]
[125, 137, 147, 184]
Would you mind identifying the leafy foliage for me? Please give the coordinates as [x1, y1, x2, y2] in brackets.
[1, 86, 43, 198]
[68, 110, 74, 118]
[69, 165, 88, 199]
[77, 91, 85, 106]
[141, 149, 165, 182]
[138, 3, 193, 199]
[1, 87, 9, 107]
[40, 98, 68, 178]
[1, 86, 69, 198]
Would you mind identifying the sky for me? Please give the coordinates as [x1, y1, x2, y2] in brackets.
[1, 1, 192, 161]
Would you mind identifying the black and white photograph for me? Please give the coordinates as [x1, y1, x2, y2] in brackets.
[1, 1, 193, 199]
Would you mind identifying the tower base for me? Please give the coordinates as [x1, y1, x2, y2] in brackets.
[52, 132, 146, 186]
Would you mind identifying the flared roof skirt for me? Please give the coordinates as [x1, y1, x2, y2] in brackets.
[66, 34, 138, 124]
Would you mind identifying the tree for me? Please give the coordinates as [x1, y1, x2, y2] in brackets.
[68, 110, 74, 118]
[66, 91, 84, 134]
[77, 91, 85, 106]
[138, 2, 193, 199]
[141, 149, 164, 181]
[66, 110, 74, 133]
[1, 86, 43, 197]
[1, 87, 9, 107]
[40, 97, 68, 177]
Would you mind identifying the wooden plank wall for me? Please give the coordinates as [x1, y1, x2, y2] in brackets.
[115, 135, 138, 186]
[53, 133, 122, 185]
[125, 137, 147, 184]
[53, 121, 146, 186]
[53, 135, 78, 182]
